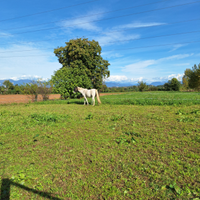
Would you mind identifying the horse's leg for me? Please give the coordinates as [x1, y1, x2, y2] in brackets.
[91, 96, 94, 106]
[86, 97, 89, 105]
[84, 95, 89, 105]
[93, 96, 95, 106]
[85, 98, 89, 105]
[82, 94, 86, 105]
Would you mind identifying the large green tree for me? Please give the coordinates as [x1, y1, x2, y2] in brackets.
[53, 38, 110, 91]
[51, 61, 92, 99]
[184, 64, 200, 91]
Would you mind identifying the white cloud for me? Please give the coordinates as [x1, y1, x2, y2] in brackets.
[173, 63, 190, 66]
[158, 54, 193, 62]
[105, 75, 145, 83]
[0, 44, 60, 80]
[98, 21, 165, 45]
[105, 75, 128, 82]
[60, 11, 104, 32]
[60, 14, 160, 46]
[101, 52, 123, 59]
[195, 53, 200, 57]
[0, 32, 13, 38]
[122, 60, 156, 72]
[62, 18, 100, 32]
[95, 32, 140, 46]
[121, 54, 194, 74]
[8, 75, 44, 81]
[104, 73, 184, 84]
[152, 73, 184, 82]
[138, 77, 143, 82]
[168, 73, 183, 81]
[130, 77, 142, 82]
[95, 21, 165, 47]
[114, 21, 166, 30]
[169, 44, 186, 52]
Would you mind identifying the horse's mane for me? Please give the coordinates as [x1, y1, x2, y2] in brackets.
[77, 87, 85, 90]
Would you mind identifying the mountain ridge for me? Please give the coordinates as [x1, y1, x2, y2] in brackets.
[0, 79, 167, 87]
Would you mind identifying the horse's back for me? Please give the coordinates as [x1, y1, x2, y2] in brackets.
[85, 89, 96, 97]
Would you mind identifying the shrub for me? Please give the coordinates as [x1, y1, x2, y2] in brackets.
[164, 78, 181, 91]
[138, 81, 148, 92]
[148, 86, 158, 91]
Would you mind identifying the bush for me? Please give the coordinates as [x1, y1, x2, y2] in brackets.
[164, 78, 181, 91]
[138, 81, 147, 92]
[148, 86, 158, 91]
[23, 79, 53, 101]
[170, 78, 181, 91]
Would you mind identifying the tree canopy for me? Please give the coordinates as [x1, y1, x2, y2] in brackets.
[51, 61, 92, 99]
[138, 81, 147, 92]
[182, 75, 189, 89]
[184, 64, 200, 91]
[164, 78, 181, 91]
[3, 80, 14, 90]
[53, 38, 110, 95]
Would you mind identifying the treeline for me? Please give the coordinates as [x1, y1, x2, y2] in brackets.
[0, 80, 53, 100]
[0, 77, 196, 96]
[0, 80, 24, 94]
[100, 80, 183, 93]
[100, 75, 198, 93]
[1, 63, 199, 95]
[100, 85, 164, 93]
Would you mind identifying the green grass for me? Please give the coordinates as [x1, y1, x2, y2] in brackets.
[101, 91, 200, 105]
[0, 92, 200, 199]
[34, 91, 200, 106]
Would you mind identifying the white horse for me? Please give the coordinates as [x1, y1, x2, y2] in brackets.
[73, 87, 101, 106]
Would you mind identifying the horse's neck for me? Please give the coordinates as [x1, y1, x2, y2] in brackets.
[78, 87, 85, 91]
[78, 88, 87, 95]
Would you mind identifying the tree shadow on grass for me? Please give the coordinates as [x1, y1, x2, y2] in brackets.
[66, 99, 94, 105]
[0, 178, 61, 200]
[34, 99, 85, 105]
[68, 100, 84, 105]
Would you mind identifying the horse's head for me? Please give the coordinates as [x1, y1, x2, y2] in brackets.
[73, 87, 78, 93]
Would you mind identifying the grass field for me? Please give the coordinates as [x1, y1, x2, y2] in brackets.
[0, 92, 200, 199]
[34, 91, 200, 106]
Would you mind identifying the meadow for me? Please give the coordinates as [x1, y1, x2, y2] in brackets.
[36, 91, 200, 106]
[0, 91, 200, 199]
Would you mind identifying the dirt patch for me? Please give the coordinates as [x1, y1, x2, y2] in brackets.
[0, 93, 124, 104]
[0, 94, 61, 104]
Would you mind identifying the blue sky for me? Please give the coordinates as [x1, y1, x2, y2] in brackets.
[0, 0, 199, 84]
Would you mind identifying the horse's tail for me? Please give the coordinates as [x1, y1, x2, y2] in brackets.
[95, 89, 101, 104]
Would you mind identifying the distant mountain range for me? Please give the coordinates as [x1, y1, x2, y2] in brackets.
[0, 79, 34, 86]
[149, 81, 167, 86]
[105, 81, 168, 87]
[0, 79, 167, 87]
